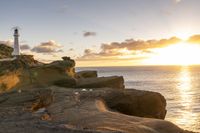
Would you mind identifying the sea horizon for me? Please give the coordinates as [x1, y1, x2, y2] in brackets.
[77, 64, 200, 68]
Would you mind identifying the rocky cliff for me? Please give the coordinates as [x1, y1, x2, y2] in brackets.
[0, 54, 124, 92]
[0, 55, 76, 92]
[0, 47, 196, 133]
[0, 44, 13, 59]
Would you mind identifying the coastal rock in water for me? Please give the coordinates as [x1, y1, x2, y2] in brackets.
[76, 71, 98, 79]
[0, 87, 192, 133]
[103, 89, 167, 119]
[76, 76, 125, 89]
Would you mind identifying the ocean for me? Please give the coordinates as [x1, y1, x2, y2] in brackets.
[77, 66, 200, 132]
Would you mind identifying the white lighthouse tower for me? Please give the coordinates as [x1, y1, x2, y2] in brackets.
[12, 28, 20, 56]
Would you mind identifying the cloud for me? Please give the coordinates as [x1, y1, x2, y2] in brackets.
[20, 44, 30, 50]
[0, 40, 13, 47]
[77, 37, 181, 61]
[0, 40, 32, 51]
[187, 34, 200, 44]
[83, 31, 96, 37]
[101, 37, 181, 51]
[31, 40, 63, 54]
[84, 49, 93, 55]
[79, 48, 125, 60]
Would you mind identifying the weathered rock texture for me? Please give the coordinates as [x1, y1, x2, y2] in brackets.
[76, 76, 124, 89]
[0, 55, 40, 72]
[0, 55, 76, 92]
[0, 55, 124, 91]
[0, 87, 192, 133]
[103, 89, 167, 119]
[0, 44, 13, 59]
[76, 71, 98, 79]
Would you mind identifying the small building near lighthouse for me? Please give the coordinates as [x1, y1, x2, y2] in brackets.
[12, 28, 20, 56]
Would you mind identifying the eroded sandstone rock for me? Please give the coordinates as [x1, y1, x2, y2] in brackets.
[76, 76, 125, 89]
[103, 89, 167, 119]
[0, 44, 13, 59]
[76, 71, 98, 79]
[0, 87, 193, 133]
[0, 56, 76, 92]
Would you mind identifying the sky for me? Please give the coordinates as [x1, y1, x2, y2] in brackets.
[1, 0, 200, 66]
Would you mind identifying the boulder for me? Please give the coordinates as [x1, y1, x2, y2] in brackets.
[0, 86, 193, 133]
[76, 71, 98, 78]
[76, 76, 124, 89]
[103, 89, 167, 119]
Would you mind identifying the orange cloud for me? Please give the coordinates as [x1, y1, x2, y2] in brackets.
[101, 37, 180, 51]
[77, 37, 181, 62]
[187, 34, 200, 44]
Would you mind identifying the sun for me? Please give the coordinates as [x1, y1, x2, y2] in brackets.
[144, 42, 200, 66]
[175, 32, 191, 41]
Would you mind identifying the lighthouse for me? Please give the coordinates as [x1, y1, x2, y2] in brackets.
[12, 28, 20, 56]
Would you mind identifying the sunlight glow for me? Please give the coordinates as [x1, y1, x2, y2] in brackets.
[173, 67, 197, 130]
[144, 42, 200, 66]
[118, 48, 136, 59]
[118, 48, 132, 55]
[175, 32, 191, 41]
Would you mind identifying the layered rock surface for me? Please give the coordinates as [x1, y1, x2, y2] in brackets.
[0, 56, 124, 91]
[76, 71, 98, 79]
[75, 76, 124, 89]
[0, 55, 76, 92]
[0, 87, 192, 133]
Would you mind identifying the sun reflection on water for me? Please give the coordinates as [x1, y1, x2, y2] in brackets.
[173, 66, 197, 130]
